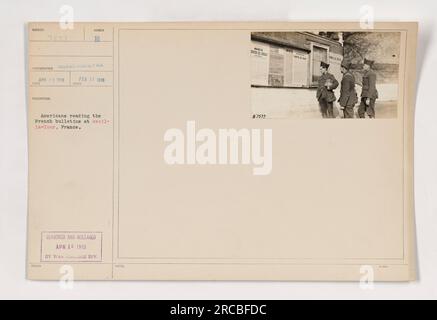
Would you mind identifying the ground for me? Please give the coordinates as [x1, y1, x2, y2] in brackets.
[251, 87, 398, 119]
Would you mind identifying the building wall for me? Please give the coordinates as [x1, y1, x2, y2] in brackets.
[253, 32, 343, 55]
[252, 87, 323, 118]
[252, 84, 398, 118]
[251, 32, 344, 89]
[250, 32, 398, 117]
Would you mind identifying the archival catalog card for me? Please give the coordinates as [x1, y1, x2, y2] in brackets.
[27, 22, 418, 281]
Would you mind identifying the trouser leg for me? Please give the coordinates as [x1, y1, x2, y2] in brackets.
[327, 102, 334, 118]
[319, 99, 328, 118]
[358, 98, 366, 118]
[343, 106, 354, 118]
[367, 98, 376, 118]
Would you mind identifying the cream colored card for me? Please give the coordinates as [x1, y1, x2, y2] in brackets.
[27, 22, 417, 281]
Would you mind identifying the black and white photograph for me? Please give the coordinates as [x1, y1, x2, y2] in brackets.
[251, 31, 401, 119]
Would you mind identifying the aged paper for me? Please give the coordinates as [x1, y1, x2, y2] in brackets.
[27, 22, 417, 281]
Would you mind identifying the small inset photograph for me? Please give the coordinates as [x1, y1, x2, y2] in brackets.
[250, 31, 401, 119]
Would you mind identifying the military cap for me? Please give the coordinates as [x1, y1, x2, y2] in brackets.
[363, 58, 375, 66]
[341, 60, 352, 69]
[320, 61, 330, 69]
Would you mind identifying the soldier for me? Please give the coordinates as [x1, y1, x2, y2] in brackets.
[338, 60, 358, 118]
[358, 58, 378, 118]
[316, 61, 338, 118]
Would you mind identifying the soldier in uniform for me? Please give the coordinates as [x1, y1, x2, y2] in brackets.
[338, 60, 358, 118]
[358, 58, 378, 118]
[316, 61, 338, 118]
